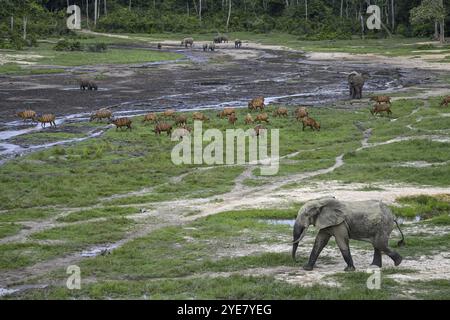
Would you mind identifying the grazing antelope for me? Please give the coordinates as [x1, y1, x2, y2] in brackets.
[244, 113, 254, 125]
[371, 103, 392, 117]
[192, 112, 209, 121]
[273, 107, 288, 117]
[175, 115, 188, 126]
[142, 113, 158, 123]
[90, 109, 112, 122]
[37, 114, 56, 128]
[17, 110, 36, 122]
[302, 117, 320, 131]
[294, 107, 308, 120]
[248, 97, 265, 111]
[255, 112, 270, 124]
[254, 125, 266, 137]
[111, 117, 132, 131]
[217, 108, 236, 118]
[154, 122, 172, 136]
[371, 96, 391, 105]
[440, 96, 450, 107]
[228, 113, 237, 125]
[163, 109, 176, 118]
[173, 125, 192, 140]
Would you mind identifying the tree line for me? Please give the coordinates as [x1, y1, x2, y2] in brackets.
[0, 0, 449, 47]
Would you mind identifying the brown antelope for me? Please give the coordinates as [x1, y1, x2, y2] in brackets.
[192, 112, 209, 121]
[163, 109, 176, 118]
[294, 107, 308, 120]
[90, 109, 112, 122]
[255, 112, 270, 124]
[154, 122, 172, 136]
[37, 114, 56, 128]
[371, 103, 392, 117]
[370, 96, 391, 105]
[302, 117, 320, 131]
[244, 113, 254, 125]
[217, 108, 236, 118]
[142, 113, 158, 123]
[111, 117, 132, 131]
[248, 97, 265, 111]
[175, 115, 188, 126]
[228, 113, 237, 125]
[17, 110, 37, 122]
[273, 107, 288, 117]
[440, 96, 450, 107]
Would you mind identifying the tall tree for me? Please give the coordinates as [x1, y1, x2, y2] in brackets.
[410, 0, 446, 43]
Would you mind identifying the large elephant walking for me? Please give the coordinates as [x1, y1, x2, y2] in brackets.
[348, 71, 370, 99]
[292, 197, 404, 271]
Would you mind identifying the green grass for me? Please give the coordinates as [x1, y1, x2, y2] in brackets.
[320, 139, 450, 186]
[392, 195, 450, 220]
[0, 208, 56, 223]
[0, 243, 69, 271]
[0, 63, 62, 75]
[56, 207, 138, 223]
[3, 205, 449, 299]
[0, 223, 23, 239]
[0, 41, 182, 72]
[31, 217, 135, 249]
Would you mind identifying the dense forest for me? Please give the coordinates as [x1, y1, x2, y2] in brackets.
[0, 0, 449, 48]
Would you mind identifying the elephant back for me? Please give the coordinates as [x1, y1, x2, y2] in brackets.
[343, 200, 393, 241]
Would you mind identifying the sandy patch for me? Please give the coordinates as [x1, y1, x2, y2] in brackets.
[307, 51, 450, 71]
[0, 53, 44, 66]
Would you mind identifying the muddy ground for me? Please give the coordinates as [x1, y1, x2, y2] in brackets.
[0, 44, 435, 124]
[0, 43, 440, 162]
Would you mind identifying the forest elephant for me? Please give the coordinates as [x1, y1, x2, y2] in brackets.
[181, 37, 194, 48]
[292, 197, 405, 271]
[348, 71, 370, 99]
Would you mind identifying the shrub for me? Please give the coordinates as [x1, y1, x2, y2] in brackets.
[54, 39, 82, 51]
[87, 43, 108, 52]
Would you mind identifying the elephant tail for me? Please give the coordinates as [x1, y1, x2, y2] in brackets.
[394, 219, 405, 247]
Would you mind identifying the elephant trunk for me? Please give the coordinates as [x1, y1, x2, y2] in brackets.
[292, 221, 305, 261]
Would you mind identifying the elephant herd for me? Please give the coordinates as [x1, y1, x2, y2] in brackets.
[180, 35, 242, 50]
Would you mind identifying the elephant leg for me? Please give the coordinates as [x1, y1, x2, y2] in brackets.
[334, 225, 355, 271]
[371, 247, 382, 267]
[381, 245, 402, 266]
[303, 231, 331, 271]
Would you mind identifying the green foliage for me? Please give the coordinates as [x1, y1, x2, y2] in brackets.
[54, 39, 82, 51]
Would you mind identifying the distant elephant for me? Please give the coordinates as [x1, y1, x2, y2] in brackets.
[292, 197, 404, 271]
[213, 36, 222, 44]
[348, 72, 370, 99]
[209, 42, 215, 51]
[181, 37, 194, 48]
[235, 39, 242, 48]
[202, 43, 208, 52]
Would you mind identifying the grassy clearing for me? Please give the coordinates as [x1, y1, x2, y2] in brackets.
[0, 63, 62, 75]
[31, 217, 135, 249]
[8, 206, 449, 299]
[56, 207, 138, 223]
[0, 223, 23, 239]
[0, 41, 182, 73]
[320, 140, 450, 186]
[0, 208, 56, 223]
[0, 243, 69, 271]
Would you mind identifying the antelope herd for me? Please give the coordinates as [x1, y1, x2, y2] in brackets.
[15, 87, 450, 137]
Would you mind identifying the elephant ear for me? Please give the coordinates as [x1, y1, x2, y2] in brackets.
[313, 199, 345, 230]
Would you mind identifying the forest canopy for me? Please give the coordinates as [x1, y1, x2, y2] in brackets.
[0, 0, 449, 44]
